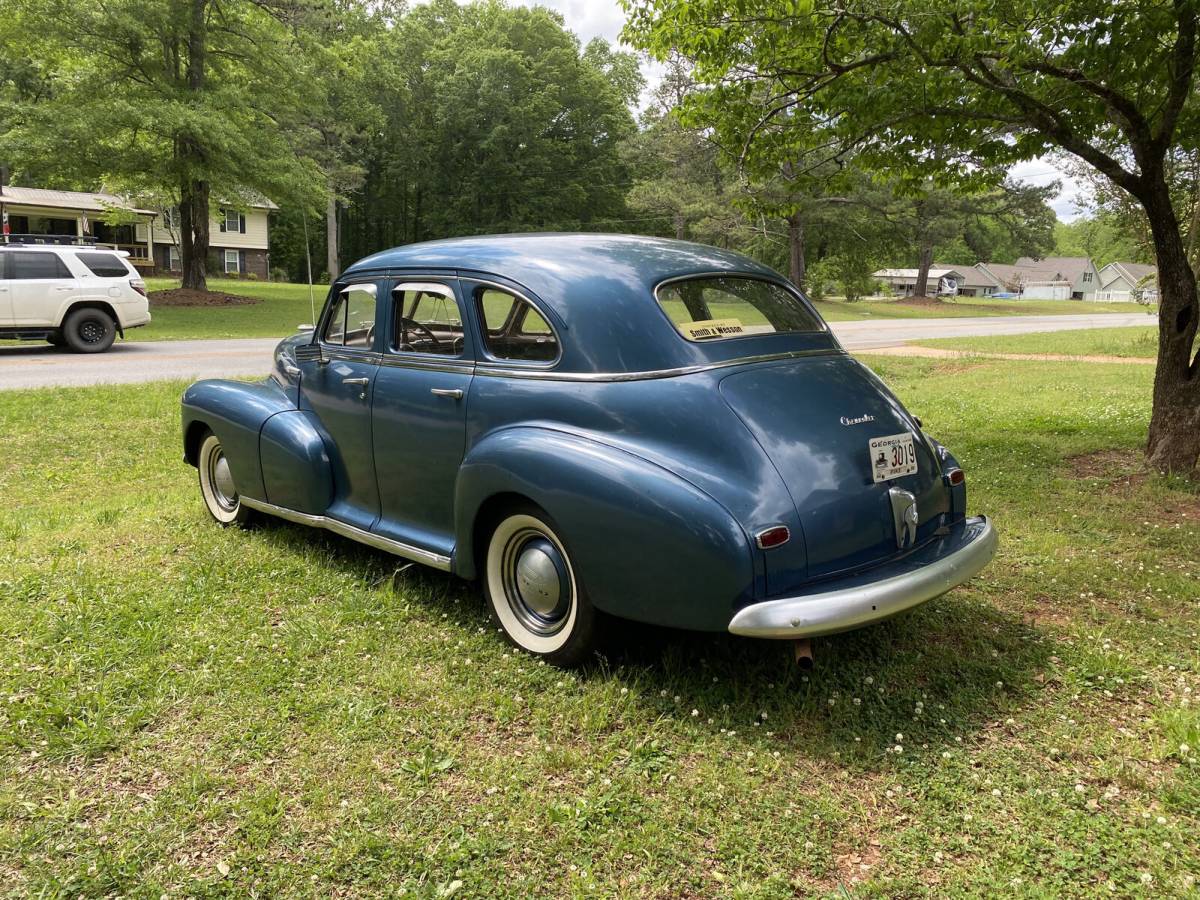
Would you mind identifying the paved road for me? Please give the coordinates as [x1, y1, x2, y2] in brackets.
[0, 312, 1156, 390]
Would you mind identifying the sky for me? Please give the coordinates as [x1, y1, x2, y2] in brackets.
[466, 0, 1093, 221]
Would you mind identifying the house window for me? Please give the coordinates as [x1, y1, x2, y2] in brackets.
[168, 246, 181, 271]
[1083, 271, 1093, 283]
[224, 249, 239, 274]
[162, 207, 180, 229]
[220, 208, 246, 234]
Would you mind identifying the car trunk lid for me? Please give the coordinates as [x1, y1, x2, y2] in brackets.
[719, 354, 949, 581]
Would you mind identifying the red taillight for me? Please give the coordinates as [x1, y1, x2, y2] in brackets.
[755, 525, 791, 549]
[946, 468, 965, 486]
[131, 279, 147, 297]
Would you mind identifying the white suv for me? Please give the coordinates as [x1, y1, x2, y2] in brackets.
[0, 245, 151, 353]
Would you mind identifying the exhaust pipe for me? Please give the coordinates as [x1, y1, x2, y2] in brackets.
[792, 638, 814, 669]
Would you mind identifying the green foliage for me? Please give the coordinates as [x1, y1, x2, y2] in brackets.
[1054, 217, 1150, 267]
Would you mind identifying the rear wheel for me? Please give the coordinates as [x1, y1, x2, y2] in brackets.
[62, 307, 116, 353]
[482, 505, 597, 667]
[197, 431, 255, 527]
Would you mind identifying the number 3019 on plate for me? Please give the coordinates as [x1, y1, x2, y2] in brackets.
[868, 432, 918, 483]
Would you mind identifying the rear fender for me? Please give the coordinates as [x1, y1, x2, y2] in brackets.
[455, 427, 754, 632]
[182, 378, 299, 504]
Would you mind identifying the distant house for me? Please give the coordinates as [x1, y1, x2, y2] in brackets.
[977, 257, 1100, 300]
[0, 184, 275, 277]
[143, 201, 275, 278]
[1096, 261, 1158, 303]
[873, 265, 1000, 297]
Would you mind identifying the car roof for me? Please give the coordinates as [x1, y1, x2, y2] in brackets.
[345, 233, 829, 374]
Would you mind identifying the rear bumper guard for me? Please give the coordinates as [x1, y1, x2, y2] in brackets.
[728, 516, 997, 638]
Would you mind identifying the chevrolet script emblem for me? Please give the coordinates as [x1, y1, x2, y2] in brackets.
[888, 487, 919, 549]
[840, 413, 876, 426]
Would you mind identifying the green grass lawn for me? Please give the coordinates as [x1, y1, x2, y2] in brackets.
[134, 277, 326, 342]
[813, 296, 1153, 322]
[915, 326, 1164, 359]
[123, 279, 1150, 341]
[1, 361, 1198, 896]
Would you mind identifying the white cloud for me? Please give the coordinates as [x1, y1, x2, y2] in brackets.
[1009, 158, 1093, 222]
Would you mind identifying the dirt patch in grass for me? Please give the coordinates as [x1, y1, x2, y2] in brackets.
[151, 288, 259, 307]
[895, 295, 949, 308]
[1067, 449, 1145, 481]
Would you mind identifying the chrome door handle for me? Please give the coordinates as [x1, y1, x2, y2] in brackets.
[430, 388, 463, 399]
[283, 364, 301, 378]
[342, 377, 370, 386]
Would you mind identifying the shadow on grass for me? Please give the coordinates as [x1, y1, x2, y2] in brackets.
[258, 518, 1049, 771]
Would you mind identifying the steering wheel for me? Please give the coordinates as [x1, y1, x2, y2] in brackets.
[399, 316, 441, 350]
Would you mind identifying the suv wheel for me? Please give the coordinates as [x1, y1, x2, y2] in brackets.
[62, 307, 116, 353]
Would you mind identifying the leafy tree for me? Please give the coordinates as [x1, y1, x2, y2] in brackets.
[0, 0, 326, 290]
[1053, 215, 1146, 267]
[624, 0, 1200, 473]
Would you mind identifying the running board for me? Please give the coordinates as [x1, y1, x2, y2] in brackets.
[240, 497, 452, 572]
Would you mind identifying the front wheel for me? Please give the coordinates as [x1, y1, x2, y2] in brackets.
[196, 431, 255, 527]
[62, 307, 116, 353]
[483, 506, 597, 667]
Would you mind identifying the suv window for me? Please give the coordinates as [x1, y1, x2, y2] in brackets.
[394, 284, 464, 357]
[476, 287, 558, 362]
[655, 276, 823, 341]
[323, 283, 377, 349]
[76, 252, 130, 278]
[5, 252, 72, 280]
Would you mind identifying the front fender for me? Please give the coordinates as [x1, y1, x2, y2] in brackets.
[455, 427, 755, 632]
[181, 378, 303, 505]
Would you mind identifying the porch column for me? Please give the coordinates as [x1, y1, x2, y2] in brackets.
[76, 213, 85, 242]
[145, 216, 154, 267]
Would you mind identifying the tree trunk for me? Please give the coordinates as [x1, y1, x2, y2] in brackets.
[913, 242, 934, 298]
[326, 196, 339, 282]
[179, 0, 208, 292]
[179, 174, 209, 292]
[673, 211, 686, 240]
[787, 212, 806, 291]
[1142, 174, 1200, 474]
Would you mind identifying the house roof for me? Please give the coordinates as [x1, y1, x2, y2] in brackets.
[1014, 256, 1095, 283]
[0, 186, 157, 216]
[873, 267, 964, 280]
[933, 263, 999, 290]
[1100, 261, 1157, 287]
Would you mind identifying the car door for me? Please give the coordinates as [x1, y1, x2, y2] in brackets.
[370, 279, 475, 557]
[7, 251, 75, 325]
[297, 279, 384, 531]
[0, 253, 13, 324]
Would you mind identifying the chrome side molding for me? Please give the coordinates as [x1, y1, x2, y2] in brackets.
[240, 497, 452, 571]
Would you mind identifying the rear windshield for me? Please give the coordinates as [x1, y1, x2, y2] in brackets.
[656, 276, 824, 341]
[75, 252, 130, 278]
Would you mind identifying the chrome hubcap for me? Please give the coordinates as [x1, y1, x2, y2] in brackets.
[503, 531, 571, 635]
[208, 447, 238, 511]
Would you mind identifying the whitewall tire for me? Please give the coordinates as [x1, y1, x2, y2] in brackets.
[483, 507, 596, 666]
[197, 432, 254, 527]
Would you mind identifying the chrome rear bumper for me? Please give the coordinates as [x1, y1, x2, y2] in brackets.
[728, 516, 997, 639]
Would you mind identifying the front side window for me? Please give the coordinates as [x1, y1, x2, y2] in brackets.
[393, 284, 464, 357]
[224, 249, 239, 274]
[6, 252, 72, 280]
[75, 252, 130, 278]
[475, 287, 558, 362]
[323, 283, 377, 349]
[168, 246, 181, 271]
[655, 276, 823, 341]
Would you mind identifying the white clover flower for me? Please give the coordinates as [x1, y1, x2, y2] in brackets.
[864, 676, 874, 685]
[992, 788, 1001, 797]
[1074, 783, 1086, 793]
[895, 733, 904, 742]
[620, 687, 628, 695]
[691, 709, 699, 717]
[893, 744, 903, 754]
[1156, 816, 1167, 825]
[942, 751, 952, 759]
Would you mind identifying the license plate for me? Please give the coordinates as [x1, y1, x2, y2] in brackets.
[869, 432, 918, 483]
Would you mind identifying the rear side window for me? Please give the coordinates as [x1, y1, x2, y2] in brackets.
[475, 288, 558, 362]
[6, 252, 72, 280]
[76, 252, 130, 277]
[656, 276, 824, 341]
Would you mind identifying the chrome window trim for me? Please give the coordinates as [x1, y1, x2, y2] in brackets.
[240, 497, 452, 571]
[378, 355, 475, 375]
[469, 278, 563, 369]
[651, 271, 830, 343]
[473, 348, 842, 382]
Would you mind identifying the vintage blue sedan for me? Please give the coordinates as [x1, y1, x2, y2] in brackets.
[181, 234, 996, 665]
